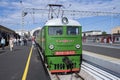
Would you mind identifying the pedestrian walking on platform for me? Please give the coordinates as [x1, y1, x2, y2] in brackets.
[9, 37, 14, 51]
[0, 37, 5, 50]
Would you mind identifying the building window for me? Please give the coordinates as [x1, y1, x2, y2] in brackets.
[116, 37, 119, 41]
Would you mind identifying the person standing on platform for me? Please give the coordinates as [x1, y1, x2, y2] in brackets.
[9, 37, 14, 51]
[24, 38, 27, 46]
[1, 37, 5, 50]
[32, 36, 35, 47]
[18, 38, 20, 45]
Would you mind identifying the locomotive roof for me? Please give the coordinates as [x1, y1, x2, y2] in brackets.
[45, 18, 81, 26]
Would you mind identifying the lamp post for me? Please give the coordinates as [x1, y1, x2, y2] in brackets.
[20, 1, 27, 37]
[20, 1, 24, 36]
[111, 7, 116, 44]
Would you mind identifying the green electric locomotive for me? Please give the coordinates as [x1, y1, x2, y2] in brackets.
[36, 17, 82, 73]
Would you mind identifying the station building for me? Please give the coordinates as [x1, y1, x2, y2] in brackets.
[111, 26, 120, 34]
[82, 30, 102, 37]
[0, 25, 20, 46]
[82, 29, 120, 44]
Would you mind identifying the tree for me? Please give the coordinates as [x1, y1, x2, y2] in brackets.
[102, 31, 107, 35]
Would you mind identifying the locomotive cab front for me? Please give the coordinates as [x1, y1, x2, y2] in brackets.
[41, 17, 82, 73]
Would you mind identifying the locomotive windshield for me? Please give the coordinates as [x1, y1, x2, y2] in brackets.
[48, 26, 63, 35]
[67, 26, 79, 35]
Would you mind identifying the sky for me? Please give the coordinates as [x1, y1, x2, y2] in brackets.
[0, 0, 120, 33]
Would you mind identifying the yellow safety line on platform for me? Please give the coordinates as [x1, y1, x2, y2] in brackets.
[22, 46, 33, 80]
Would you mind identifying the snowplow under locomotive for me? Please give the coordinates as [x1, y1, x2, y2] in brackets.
[36, 17, 82, 73]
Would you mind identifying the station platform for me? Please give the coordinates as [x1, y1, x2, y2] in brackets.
[0, 42, 51, 80]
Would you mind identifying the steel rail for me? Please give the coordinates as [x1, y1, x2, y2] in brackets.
[82, 61, 120, 80]
[75, 72, 84, 80]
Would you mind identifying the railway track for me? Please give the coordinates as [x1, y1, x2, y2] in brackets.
[50, 73, 84, 80]
[82, 61, 120, 80]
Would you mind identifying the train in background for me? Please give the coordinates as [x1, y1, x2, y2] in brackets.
[0, 25, 20, 47]
[36, 17, 82, 73]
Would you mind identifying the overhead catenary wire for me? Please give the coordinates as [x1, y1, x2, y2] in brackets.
[20, 2, 120, 33]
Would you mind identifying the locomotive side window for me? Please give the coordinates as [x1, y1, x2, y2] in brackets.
[48, 26, 63, 35]
[67, 26, 79, 35]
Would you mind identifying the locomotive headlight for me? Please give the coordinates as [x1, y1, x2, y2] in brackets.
[76, 44, 80, 49]
[62, 17, 69, 24]
[49, 45, 54, 50]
